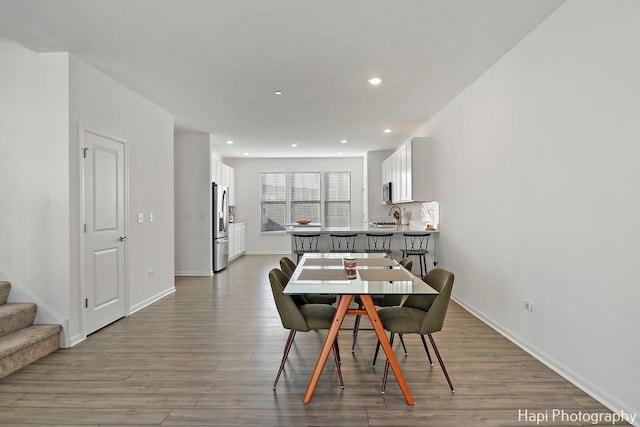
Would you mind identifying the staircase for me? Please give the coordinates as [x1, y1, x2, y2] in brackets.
[0, 281, 62, 378]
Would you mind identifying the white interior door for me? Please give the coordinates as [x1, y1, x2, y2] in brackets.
[82, 127, 127, 334]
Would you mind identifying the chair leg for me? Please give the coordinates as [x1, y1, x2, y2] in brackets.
[399, 333, 408, 356]
[420, 335, 434, 366]
[372, 340, 381, 367]
[381, 333, 395, 393]
[333, 339, 344, 389]
[427, 333, 455, 393]
[351, 304, 363, 352]
[372, 340, 380, 367]
[273, 330, 296, 389]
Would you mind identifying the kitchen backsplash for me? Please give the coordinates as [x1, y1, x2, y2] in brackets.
[372, 201, 439, 227]
[401, 201, 440, 227]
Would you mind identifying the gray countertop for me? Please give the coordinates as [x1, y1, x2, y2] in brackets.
[285, 225, 438, 234]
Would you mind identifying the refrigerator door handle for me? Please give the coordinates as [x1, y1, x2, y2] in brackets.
[217, 238, 229, 243]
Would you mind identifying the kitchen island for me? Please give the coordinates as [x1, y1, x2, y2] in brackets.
[285, 223, 439, 269]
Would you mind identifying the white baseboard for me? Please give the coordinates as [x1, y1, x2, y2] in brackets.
[66, 332, 85, 348]
[174, 271, 213, 276]
[128, 286, 176, 315]
[452, 294, 639, 426]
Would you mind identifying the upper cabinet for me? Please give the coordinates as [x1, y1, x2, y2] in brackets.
[213, 162, 236, 206]
[382, 137, 431, 203]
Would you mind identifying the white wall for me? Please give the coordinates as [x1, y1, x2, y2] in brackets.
[414, 0, 639, 419]
[224, 157, 364, 254]
[174, 132, 213, 276]
[366, 149, 394, 222]
[68, 56, 175, 344]
[0, 38, 70, 338]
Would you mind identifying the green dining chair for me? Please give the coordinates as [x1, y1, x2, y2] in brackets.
[351, 258, 413, 353]
[279, 257, 336, 305]
[269, 268, 344, 390]
[373, 268, 455, 393]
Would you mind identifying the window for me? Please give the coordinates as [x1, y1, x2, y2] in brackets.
[325, 172, 350, 227]
[260, 171, 351, 232]
[290, 172, 321, 223]
[260, 173, 286, 231]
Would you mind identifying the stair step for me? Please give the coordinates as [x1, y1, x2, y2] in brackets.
[0, 281, 9, 305]
[0, 303, 37, 338]
[0, 324, 62, 378]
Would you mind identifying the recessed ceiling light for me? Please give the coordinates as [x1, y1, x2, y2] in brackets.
[338, 152, 344, 155]
[383, 128, 392, 133]
[291, 143, 298, 147]
[243, 152, 249, 156]
[368, 77, 382, 86]
[226, 140, 234, 145]
[274, 90, 283, 95]
[340, 139, 348, 144]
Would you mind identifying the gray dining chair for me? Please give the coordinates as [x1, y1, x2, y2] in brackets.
[269, 268, 344, 390]
[279, 257, 336, 305]
[351, 258, 413, 353]
[372, 268, 455, 393]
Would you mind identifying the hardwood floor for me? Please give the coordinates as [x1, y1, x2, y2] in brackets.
[0, 254, 623, 426]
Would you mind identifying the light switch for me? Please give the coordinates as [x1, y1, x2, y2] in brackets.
[137, 213, 144, 223]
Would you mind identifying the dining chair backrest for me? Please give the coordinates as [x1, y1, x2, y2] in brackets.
[279, 257, 297, 278]
[402, 268, 454, 335]
[269, 268, 311, 332]
[377, 258, 413, 307]
[398, 257, 413, 271]
[273, 263, 308, 306]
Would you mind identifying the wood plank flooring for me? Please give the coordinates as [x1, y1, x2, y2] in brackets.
[0, 254, 625, 426]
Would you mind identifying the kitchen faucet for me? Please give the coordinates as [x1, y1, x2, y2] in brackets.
[388, 205, 401, 227]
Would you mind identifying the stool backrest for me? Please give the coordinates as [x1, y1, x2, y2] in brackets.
[293, 234, 320, 252]
[366, 233, 392, 252]
[330, 234, 357, 252]
[403, 233, 430, 251]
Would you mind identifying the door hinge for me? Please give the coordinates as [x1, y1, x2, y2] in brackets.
[85, 298, 88, 308]
[82, 147, 89, 158]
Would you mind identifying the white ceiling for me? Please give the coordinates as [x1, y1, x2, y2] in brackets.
[0, 0, 564, 158]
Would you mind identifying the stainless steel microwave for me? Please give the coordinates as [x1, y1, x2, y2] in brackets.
[383, 182, 392, 204]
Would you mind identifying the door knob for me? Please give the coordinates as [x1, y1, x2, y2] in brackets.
[119, 236, 127, 242]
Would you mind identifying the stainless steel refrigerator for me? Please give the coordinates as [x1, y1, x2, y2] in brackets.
[213, 183, 229, 272]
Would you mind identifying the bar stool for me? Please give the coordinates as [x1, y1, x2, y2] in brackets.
[401, 232, 431, 276]
[329, 233, 358, 253]
[365, 233, 393, 254]
[292, 233, 320, 263]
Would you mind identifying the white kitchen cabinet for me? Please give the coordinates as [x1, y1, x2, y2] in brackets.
[382, 137, 431, 203]
[228, 222, 246, 261]
[228, 167, 236, 206]
[213, 162, 236, 205]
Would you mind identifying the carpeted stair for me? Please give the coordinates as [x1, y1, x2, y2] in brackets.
[0, 281, 62, 378]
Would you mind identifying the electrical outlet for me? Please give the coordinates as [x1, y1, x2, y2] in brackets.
[148, 270, 155, 278]
[525, 300, 534, 312]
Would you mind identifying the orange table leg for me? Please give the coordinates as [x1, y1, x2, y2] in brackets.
[359, 294, 415, 406]
[303, 294, 353, 403]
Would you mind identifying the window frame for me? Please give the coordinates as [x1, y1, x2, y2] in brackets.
[259, 171, 351, 232]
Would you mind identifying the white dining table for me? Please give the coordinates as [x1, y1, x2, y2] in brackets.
[283, 252, 439, 405]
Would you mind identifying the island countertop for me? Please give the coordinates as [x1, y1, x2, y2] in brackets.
[284, 225, 439, 234]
